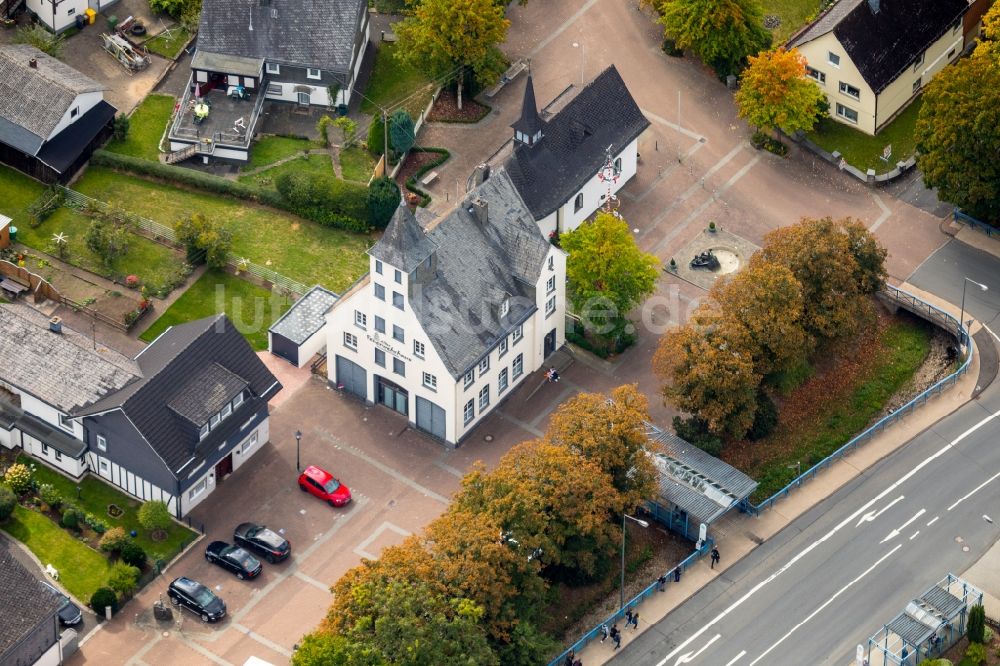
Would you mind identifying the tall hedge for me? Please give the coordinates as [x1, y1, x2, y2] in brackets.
[968, 603, 986, 643]
[275, 171, 369, 231]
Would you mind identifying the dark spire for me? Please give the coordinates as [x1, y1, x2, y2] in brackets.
[368, 201, 437, 273]
[511, 75, 544, 146]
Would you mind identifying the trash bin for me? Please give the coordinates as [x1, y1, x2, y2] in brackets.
[8, 226, 16, 243]
[85, 8, 96, 24]
[74, 14, 85, 29]
[337, 103, 348, 116]
[107, 14, 118, 30]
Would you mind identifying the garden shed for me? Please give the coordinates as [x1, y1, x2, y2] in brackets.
[268, 285, 338, 367]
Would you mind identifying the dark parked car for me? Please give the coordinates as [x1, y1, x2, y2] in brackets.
[233, 523, 290, 563]
[40, 581, 82, 626]
[167, 577, 226, 622]
[205, 541, 262, 580]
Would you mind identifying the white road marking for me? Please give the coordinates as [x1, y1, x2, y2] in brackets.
[909, 531, 920, 540]
[881, 509, 926, 543]
[947, 470, 1000, 511]
[673, 634, 722, 665]
[640, 107, 706, 141]
[724, 651, 747, 666]
[983, 324, 1000, 345]
[747, 546, 902, 666]
[654, 408, 1000, 666]
[927, 516, 940, 527]
[869, 192, 892, 232]
[856, 495, 905, 527]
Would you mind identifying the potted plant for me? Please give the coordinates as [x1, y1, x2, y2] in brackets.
[708, 221, 717, 233]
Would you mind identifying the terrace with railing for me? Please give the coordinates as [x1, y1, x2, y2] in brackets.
[168, 75, 267, 153]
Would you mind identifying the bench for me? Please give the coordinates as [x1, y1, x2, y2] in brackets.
[485, 58, 528, 98]
[420, 171, 439, 187]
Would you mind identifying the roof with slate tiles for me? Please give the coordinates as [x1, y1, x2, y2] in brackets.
[197, 0, 366, 74]
[0, 45, 104, 156]
[168, 363, 248, 425]
[504, 65, 649, 220]
[269, 285, 339, 345]
[0, 545, 61, 659]
[369, 202, 439, 272]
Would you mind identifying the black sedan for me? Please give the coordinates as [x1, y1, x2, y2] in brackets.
[167, 576, 226, 623]
[205, 541, 262, 580]
[233, 523, 290, 563]
[40, 581, 82, 626]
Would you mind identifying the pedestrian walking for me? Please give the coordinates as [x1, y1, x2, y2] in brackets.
[631, 611, 640, 630]
[710, 547, 720, 569]
[625, 609, 633, 627]
[674, 567, 681, 583]
[599, 623, 609, 643]
[657, 575, 667, 591]
[550, 367, 560, 382]
[610, 624, 620, 646]
[613, 629, 622, 650]
[564, 650, 575, 666]
[573, 659, 582, 666]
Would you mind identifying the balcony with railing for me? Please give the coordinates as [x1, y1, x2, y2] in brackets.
[168, 74, 267, 153]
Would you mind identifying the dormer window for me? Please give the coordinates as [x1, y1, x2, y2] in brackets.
[500, 297, 510, 318]
[196, 389, 248, 440]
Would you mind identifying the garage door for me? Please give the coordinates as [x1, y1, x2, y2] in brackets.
[335, 355, 367, 400]
[415, 396, 446, 440]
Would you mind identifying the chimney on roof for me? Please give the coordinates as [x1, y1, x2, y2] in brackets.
[868, 0, 879, 14]
[49, 316, 62, 333]
[470, 198, 488, 225]
[406, 193, 419, 213]
[28, 57, 37, 69]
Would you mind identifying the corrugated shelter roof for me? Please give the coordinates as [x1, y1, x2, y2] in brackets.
[885, 614, 932, 647]
[921, 586, 964, 619]
[269, 285, 338, 345]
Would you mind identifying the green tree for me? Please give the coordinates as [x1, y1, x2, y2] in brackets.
[15, 25, 64, 58]
[915, 47, 1000, 222]
[90, 587, 118, 615]
[367, 177, 401, 229]
[735, 47, 826, 134]
[394, 0, 510, 109]
[292, 632, 382, 666]
[544, 384, 659, 508]
[561, 211, 659, 340]
[85, 218, 130, 269]
[112, 114, 130, 142]
[389, 110, 415, 156]
[968, 603, 986, 643]
[0, 485, 16, 521]
[333, 116, 358, 143]
[137, 500, 171, 532]
[367, 114, 388, 158]
[658, 0, 771, 77]
[107, 562, 140, 598]
[174, 213, 232, 269]
[842, 218, 888, 294]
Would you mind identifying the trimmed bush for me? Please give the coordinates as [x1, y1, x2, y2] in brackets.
[37, 483, 62, 510]
[84, 512, 108, 534]
[367, 177, 401, 229]
[107, 562, 140, 599]
[965, 641, 987, 665]
[137, 500, 172, 532]
[275, 171, 369, 231]
[0, 485, 16, 521]
[367, 114, 387, 157]
[61, 509, 79, 530]
[968, 603, 986, 643]
[121, 542, 147, 569]
[90, 586, 119, 615]
[99, 526, 130, 553]
[4, 463, 32, 495]
[403, 148, 451, 206]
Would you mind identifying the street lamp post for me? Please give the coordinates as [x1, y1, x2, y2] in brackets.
[572, 41, 586, 85]
[959, 277, 988, 348]
[295, 430, 302, 472]
[621, 512, 650, 609]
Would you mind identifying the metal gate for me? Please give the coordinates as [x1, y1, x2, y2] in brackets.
[335, 355, 367, 400]
[415, 396, 446, 439]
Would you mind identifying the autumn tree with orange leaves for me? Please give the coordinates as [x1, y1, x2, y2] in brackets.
[735, 47, 827, 134]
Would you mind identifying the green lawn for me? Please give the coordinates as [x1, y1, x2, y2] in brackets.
[360, 42, 436, 117]
[74, 167, 370, 292]
[246, 136, 323, 170]
[340, 145, 376, 183]
[105, 94, 176, 162]
[761, 0, 826, 43]
[140, 269, 294, 350]
[238, 154, 335, 190]
[16, 206, 187, 295]
[806, 98, 922, 175]
[0, 164, 45, 220]
[23, 456, 198, 565]
[2, 505, 111, 602]
[143, 26, 192, 60]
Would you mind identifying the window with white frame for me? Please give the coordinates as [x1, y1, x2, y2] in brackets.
[344, 331, 358, 350]
[913, 52, 924, 70]
[498, 368, 509, 393]
[210, 413, 221, 429]
[97, 434, 107, 451]
[375, 349, 386, 367]
[393, 292, 404, 310]
[513, 325, 523, 344]
[478, 356, 490, 376]
[221, 403, 232, 419]
[423, 372, 437, 390]
[233, 392, 244, 409]
[500, 298, 510, 318]
[478, 385, 490, 410]
[242, 431, 258, 454]
[513, 353, 523, 378]
[836, 103, 858, 124]
[546, 275, 556, 294]
[838, 82, 860, 99]
[199, 424, 209, 440]
[307, 68, 321, 80]
[548, 255, 554, 271]
[947, 48, 956, 60]
[393, 325, 404, 343]
[499, 337, 508, 357]
[99, 459, 109, 473]
[42, 443, 49, 455]
[375, 259, 383, 274]
[463, 399, 475, 425]
[414, 340, 425, 358]
[189, 478, 208, 500]
[375, 315, 385, 333]
[545, 295, 556, 317]
[951, 19, 960, 35]
[464, 370, 475, 390]
[828, 51, 840, 67]
[393, 358, 405, 376]
[54, 451, 62, 462]
[574, 193, 583, 212]
[375, 283, 385, 300]
[806, 66, 826, 84]
[912, 77, 922, 94]
[266, 62, 280, 74]
[355, 311, 367, 328]
[614, 157, 622, 174]
[58, 413, 74, 432]
[394, 269, 402, 284]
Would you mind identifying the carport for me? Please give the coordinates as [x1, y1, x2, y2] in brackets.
[268, 286, 338, 367]
[644, 422, 757, 542]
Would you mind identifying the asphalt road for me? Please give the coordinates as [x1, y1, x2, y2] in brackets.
[615, 239, 1000, 666]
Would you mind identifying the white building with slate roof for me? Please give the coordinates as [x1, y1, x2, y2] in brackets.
[325, 169, 566, 445]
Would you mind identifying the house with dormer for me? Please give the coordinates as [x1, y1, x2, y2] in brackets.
[789, 0, 969, 135]
[484, 65, 649, 238]
[324, 169, 566, 445]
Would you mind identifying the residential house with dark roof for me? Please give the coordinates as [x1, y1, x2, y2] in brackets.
[324, 171, 566, 445]
[0, 545, 64, 666]
[167, 0, 368, 163]
[0, 305, 282, 517]
[789, 0, 968, 135]
[0, 45, 117, 183]
[485, 66, 649, 238]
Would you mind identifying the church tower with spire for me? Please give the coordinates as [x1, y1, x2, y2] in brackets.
[511, 74, 545, 148]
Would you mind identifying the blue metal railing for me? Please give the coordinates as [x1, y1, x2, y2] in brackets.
[546, 540, 714, 666]
[954, 208, 996, 236]
[744, 285, 972, 516]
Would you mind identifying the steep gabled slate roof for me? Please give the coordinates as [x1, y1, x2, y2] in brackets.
[368, 204, 438, 273]
[790, 0, 967, 94]
[168, 363, 248, 425]
[0, 545, 61, 658]
[413, 168, 551, 378]
[0, 304, 139, 413]
[0, 45, 104, 155]
[511, 75, 545, 137]
[77, 315, 281, 473]
[197, 0, 366, 74]
[504, 65, 649, 220]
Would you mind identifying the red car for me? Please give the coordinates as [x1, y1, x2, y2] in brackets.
[298, 465, 352, 507]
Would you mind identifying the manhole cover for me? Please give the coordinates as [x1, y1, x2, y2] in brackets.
[484, 434, 494, 442]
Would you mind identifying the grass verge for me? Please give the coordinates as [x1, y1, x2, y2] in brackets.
[360, 42, 435, 118]
[0, 164, 45, 220]
[806, 98, 922, 175]
[761, 0, 827, 43]
[2, 505, 111, 602]
[340, 145, 376, 183]
[238, 154, 334, 190]
[140, 269, 294, 350]
[105, 94, 176, 162]
[143, 26, 192, 60]
[245, 136, 323, 170]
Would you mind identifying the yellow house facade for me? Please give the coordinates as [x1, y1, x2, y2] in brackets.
[789, 0, 968, 136]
